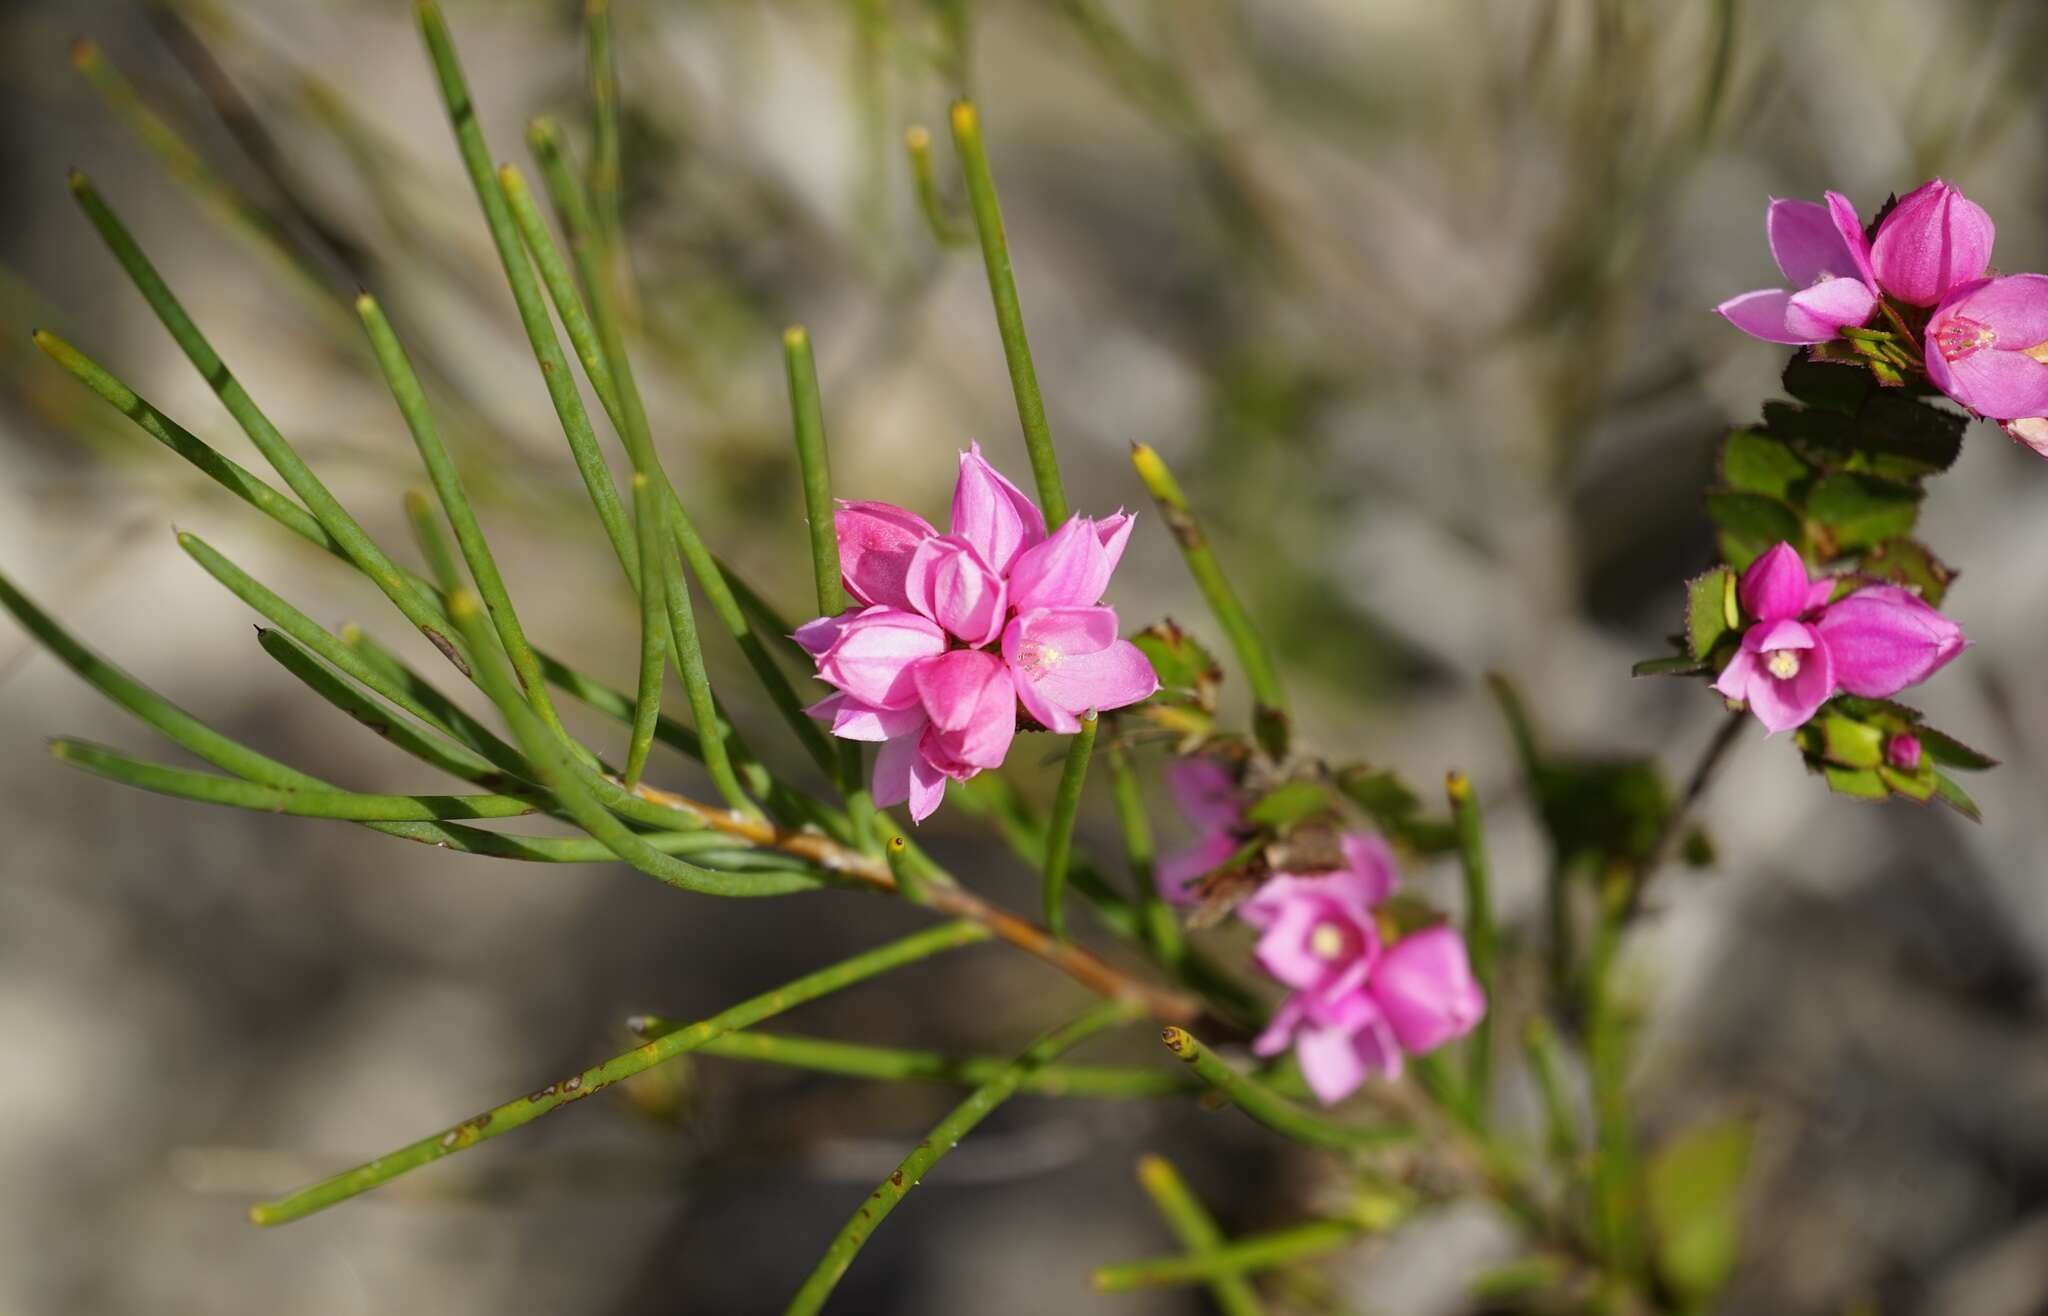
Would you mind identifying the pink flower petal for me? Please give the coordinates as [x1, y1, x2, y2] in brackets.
[950, 441, 1045, 574]
[1741, 635, 1834, 734]
[913, 650, 1017, 771]
[835, 502, 936, 611]
[1870, 178, 1995, 307]
[1003, 607, 1156, 729]
[1713, 648, 1757, 703]
[1738, 541, 1815, 622]
[1295, 1019, 1374, 1105]
[1007, 515, 1116, 612]
[1337, 832, 1399, 908]
[815, 607, 947, 709]
[1816, 585, 1967, 698]
[2004, 416, 2048, 459]
[808, 692, 927, 742]
[903, 535, 1007, 646]
[1369, 926, 1486, 1055]
[1716, 289, 1826, 346]
[1784, 276, 1876, 340]
[1769, 198, 1862, 287]
[1936, 341, 2048, 421]
[1096, 512, 1135, 575]
[1166, 756, 1242, 831]
[1825, 190, 1877, 289]
[793, 611, 853, 656]
[1156, 831, 1240, 908]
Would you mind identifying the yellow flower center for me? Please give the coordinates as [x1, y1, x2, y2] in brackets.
[1766, 649, 1802, 680]
[1309, 922, 1349, 960]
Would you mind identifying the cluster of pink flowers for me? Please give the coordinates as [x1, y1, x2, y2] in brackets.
[1712, 542, 1966, 734]
[798, 445, 1158, 822]
[1163, 760, 1486, 1105]
[1718, 179, 2048, 432]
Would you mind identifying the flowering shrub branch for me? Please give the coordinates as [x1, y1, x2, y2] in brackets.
[3, 5, 2019, 1313]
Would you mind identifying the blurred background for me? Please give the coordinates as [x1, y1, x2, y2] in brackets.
[5, 1, 2048, 1312]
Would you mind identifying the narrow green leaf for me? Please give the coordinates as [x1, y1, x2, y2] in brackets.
[623, 474, 669, 787]
[1133, 1156, 1266, 1316]
[654, 1027, 1193, 1098]
[1091, 1218, 1365, 1292]
[1160, 1027, 1406, 1151]
[1132, 442, 1289, 756]
[50, 738, 539, 821]
[69, 173, 464, 669]
[251, 921, 987, 1226]
[1632, 654, 1707, 678]
[903, 124, 969, 247]
[1917, 726, 1997, 771]
[1043, 713, 1099, 940]
[950, 99, 1067, 526]
[784, 1001, 1138, 1315]
[1108, 745, 1185, 972]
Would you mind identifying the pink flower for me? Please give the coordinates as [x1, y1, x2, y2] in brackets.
[1247, 869, 1486, 1104]
[1717, 193, 1878, 345]
[1868, 179, 1995, 308]
[802, 444, 1156, 822]
[1925, 275, 2048, 420]
[1238, 835, 1396, 995]
[1156, 757, 1245, 907]
[1712, 542, 1967, 734]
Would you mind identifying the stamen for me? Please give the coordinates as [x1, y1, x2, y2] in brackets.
[1308, 922, 1348, 960]
[1935, 315, 1997, 362]
[1766, 649, 1802, 680]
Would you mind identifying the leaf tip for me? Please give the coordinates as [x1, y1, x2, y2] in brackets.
[948, 99, 978, 137]
[903, 123, 931, 152]
[68, 36, 98, 70]
[782, 324, 809, 352]
[1446, 769, 1472, 802]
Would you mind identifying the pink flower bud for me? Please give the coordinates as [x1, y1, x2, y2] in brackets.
[1886, 733, 1923, 772]
[1869, 179, 1995, 307]
[903, 535, 1006, 646]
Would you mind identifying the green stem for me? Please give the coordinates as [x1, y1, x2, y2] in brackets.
[624, 474, 669, 787]
[652, 504, 758, 814]
[416, 0, 636, 584]
[402, 490, 462, 593]
[1447, 770, 1496, 1112]
[1160, 1027, 1405, 1152]
[584, 0, 626, 265]
[784, 1000, 1138, 1315]
[1043, 712, 1098, 939]
[1134, 1155, 1267, 1316]
[1129, 443, 1288, 757]
[1091, 1218, 1364, 1292]
[249, 920, 989, 1226]
[49, 738, 539, 821]
[628, 1025, 1191, 1099]
[949, 99, 1067, 526]
[1108, 744, 1185, 972]
[357, 294, 569, 738]
[68, 172, 466, 672]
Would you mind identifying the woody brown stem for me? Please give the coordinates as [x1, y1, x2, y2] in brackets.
[629, 779, 1204, 1023]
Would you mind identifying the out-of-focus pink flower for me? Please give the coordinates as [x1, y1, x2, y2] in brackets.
[1925, 275, 2048, 420]
[1251, 912, 1486, 1103]
[1886, 733, 1923, 772]
[1156, 757, 1245, 907]
[1712, 542, 1967, 733]
[1869, 179, 1995, 308]
[1717, 194, 1878, 345]
[802, 444, 1155, 822]
[1238, 834, 1396, 994]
